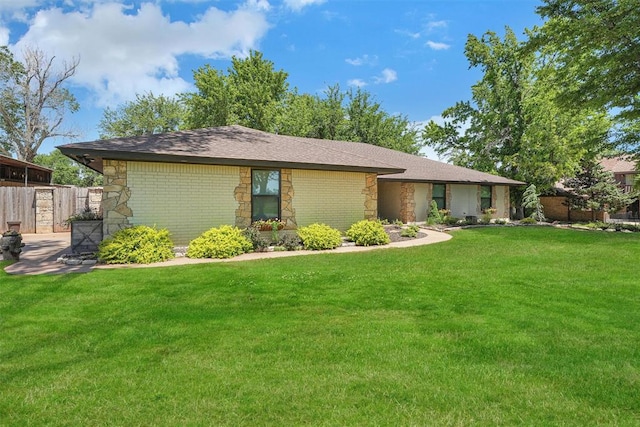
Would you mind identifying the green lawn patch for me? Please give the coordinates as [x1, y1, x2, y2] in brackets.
[1, 227, 639, 425]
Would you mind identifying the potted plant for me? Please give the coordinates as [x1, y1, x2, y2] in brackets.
[251, 218, 285, 244]
[66, 207, 103, 253]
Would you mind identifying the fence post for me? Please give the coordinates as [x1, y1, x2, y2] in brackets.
[35, 187, 54, 233]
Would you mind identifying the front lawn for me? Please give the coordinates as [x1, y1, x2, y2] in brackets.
[1, 227, 639, 425]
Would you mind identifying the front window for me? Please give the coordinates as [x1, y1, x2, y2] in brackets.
[432, 184, 446, 210]
[481, 185, 492, 211]
[252, 169, 280, 221]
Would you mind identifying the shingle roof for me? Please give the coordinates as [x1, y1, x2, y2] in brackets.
[58, 125, 523, 185]
[335, 142, 524, 185]
[0, 154, 53, 172]
[601, 156, 636, 174]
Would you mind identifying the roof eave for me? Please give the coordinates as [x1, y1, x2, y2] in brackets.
[57, 147, 405, 175]
[378, 176, 525, 186]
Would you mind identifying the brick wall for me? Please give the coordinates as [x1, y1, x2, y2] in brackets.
[127, 162, 239, 245]
[540, 196, 607, 222]
[292, 169, 368, 231]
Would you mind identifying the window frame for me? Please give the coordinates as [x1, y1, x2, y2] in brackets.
[480, 185, 492, 211]
[432, 183, 446, 211]
[251, 169, 281, 222]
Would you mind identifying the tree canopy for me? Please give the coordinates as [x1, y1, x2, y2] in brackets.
[530, 0, 640, 123]
[181, 50, 289, 132]
[423, 27, 612, 194]
[104, 53, 422, 154]
[99, 92, 185, 139]
[0, 46, 79, 162]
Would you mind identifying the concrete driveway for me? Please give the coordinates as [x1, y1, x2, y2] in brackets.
[3, 233, 93, 275]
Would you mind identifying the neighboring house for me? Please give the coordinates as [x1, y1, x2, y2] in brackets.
[601, 156, 639, 218]
[0, 154, 53, 187]
[541, 156, 638, 222]
[58, 125, 523, 244]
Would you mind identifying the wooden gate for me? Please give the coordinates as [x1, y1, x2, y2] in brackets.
[0, 187, 36, 233]
[0, 187, 100, 233]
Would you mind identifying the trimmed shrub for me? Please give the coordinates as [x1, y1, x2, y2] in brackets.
[400, 224, 420, 238]
[98, 225, 174, 264]
[346, 219, 390, 246]
[520, 217, 538, 225]
[297, 223, 342, 250]
[427, 200, 441, 225]
[187, 225, 252, 259]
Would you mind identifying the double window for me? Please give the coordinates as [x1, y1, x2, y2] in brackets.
[432, 184, 446, 210]
[480, 185, 492, 211]
[252, 169, 280, 221]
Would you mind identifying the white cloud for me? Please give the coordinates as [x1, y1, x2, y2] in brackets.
[0, 26, 9, 45]
[345, 54, 377, 66]
[373, 68, 397, 84]
[394, 29, 420, 39]
[426, 40, 450, 50]
[244, 0, 271, 12]
[0, 0, 40, 13]
[283, 0, 325, 12]
[347, 78, 367, 87]
[13, 2, 270, 106]
[425, 20, 447, 32]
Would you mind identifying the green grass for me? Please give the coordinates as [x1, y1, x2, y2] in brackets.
[1, 226, 639, 425]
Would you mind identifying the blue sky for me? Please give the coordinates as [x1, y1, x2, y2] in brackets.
[1, 0, 543, 158]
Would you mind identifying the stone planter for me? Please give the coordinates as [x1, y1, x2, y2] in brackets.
[71, 220, 103, 253]
[6, 221, 21, 233]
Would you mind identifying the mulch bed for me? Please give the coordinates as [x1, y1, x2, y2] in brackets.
[383, 225, 428, 243]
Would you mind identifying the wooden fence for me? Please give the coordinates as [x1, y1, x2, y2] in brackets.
[0, 187, 102, 234]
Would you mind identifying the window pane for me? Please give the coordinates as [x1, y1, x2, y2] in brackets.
[481, 185, 492, 211]
[433, 184, 445, 197]
[253, 196, 279, 220]
[481, 185, 491, 198]
[252, 170, 280, 195]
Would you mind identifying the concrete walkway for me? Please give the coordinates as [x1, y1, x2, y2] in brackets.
[3, 233, 93, 275]
[3, 230, 452, 276]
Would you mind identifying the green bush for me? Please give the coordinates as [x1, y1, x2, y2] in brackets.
[187, 225, 253, 259]
[243, 225, 270, 252]
[520, 217, 538, 224]
[98, 225, 174, 264]
[346, 220, 390, 246]
[297, 223, 343, 250]
[445, 216, 461, 225]
[427, 200, 441, 225]
[400, 224, 420, 238]
[279, 233, 302, 251]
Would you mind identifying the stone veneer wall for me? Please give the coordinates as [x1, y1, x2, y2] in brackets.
[234, 167, 296, 229]
[363, 173, 378, 220]
[35, 188, 54, 233]
[102, 159, 132, 237]
[399, 182, 416, 223]
[234, 167, 252, 228]
[280, 169, 296, 228]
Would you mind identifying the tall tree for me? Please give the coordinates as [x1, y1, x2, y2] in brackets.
[99, 92, 185, 139]
[530, 0, 640, 123]
[0, 46, 79, 162]
[564, 159, 637, 220]
[33, 149, 102, 187]
[182, 50, 288, 132]
[344, 88, 421, 154]
[423, 27, 611, 194]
